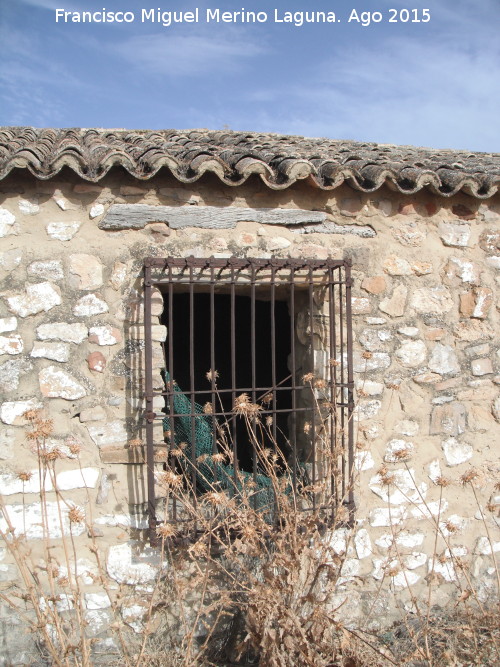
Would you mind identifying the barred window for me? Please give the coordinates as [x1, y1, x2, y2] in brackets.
[143, 257, 354, 542]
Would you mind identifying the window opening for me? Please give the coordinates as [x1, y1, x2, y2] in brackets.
[143, 257, 354, 544]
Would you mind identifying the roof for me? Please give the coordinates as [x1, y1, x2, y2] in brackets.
[1, 127, 499, 198]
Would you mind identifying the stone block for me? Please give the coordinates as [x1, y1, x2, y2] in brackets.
[441, 437, 473, 466]
[455, 320, 494, 342]
[46, 221, 81, 240]
[89, 203, 104, 218]
[87, 420, 128, 447]
[383, 255, 412, 276]
[110, 261, 127, 290]
[428, 344, 460, 375]
[0, 334, 23, 355]
[56, 467, 100, 490]
[438, 222, 470, 247]
[39, 366, 87, 400]
[7, 282, 61, 317]
[394, 340, 427, 368]
[88, 325, 122, 345]
[471, 358, 493, 376]
[36, 322, 88, 343]
[444, 257, 481, 285]
[27, 259, 64, 281]
[410, 286, 453, 314]
[379, 284, 407, 317]
[0, 247, 22, 271]
[31, 341, 70, 362]
[68, 253, 103, 290]
[0, 398, 42, 425]
[479, 229, 500, 254]
[361, 275, 386, 294]
[0, 208, 18, 237]
[87, 351, 107, 373]
[430, 402, 466, 436]
[0, 317, 17, 333]
[460, 288, 493, 319]
[351, 297, 371, 315]
[73, 293, 109, 317]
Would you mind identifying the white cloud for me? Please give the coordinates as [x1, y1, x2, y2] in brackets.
[111, 31, 267, 77]
[231, 1, 500, 151]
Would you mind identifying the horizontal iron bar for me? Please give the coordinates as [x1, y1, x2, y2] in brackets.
[145, 256, 349, 270]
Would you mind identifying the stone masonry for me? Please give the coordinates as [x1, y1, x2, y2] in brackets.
[0, 131, 499, 661]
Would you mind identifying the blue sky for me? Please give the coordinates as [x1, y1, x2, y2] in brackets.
[1, 0, 499, 152]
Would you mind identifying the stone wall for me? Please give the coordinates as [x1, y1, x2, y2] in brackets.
[0, 168, 499, 660]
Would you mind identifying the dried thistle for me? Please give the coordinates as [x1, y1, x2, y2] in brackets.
[38, 419, 54, 437]
[157, 471, 182, 489]
[212, 453, 226, 464]
[128, 438, 143, 448]
[204, 491, 227, 507]
[67, 440, 82, 456]
[436, 476, 451, 487]
[329, 358, 340, 367]
[302, 373, 315, 383]
[387, 383, 400, 391]
[393, 447, 412, 461]
[169, 448, 183, 458]
[377, 465, 395, 486]
[233, 393, 262, 417]
[357, 389, 368, 398]
[206, 369, 219, 382]
[362, 351, 373, 360]
[313, 378, 327, 390]
[23, 409, 43, 422]
[261, 393, 273, 405]
[265, 415, 273, 427]
[68, 507, 85, 524]
[460, 469, 479, 485]
[303, 422, 311, 434]
[156, 523, 177, 539]
[17, 471, 33, 482]
[203, 402, 213, 414]
[444, 519, 459, 534]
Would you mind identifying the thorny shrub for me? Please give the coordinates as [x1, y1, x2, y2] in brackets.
[0, 376, 498, 666]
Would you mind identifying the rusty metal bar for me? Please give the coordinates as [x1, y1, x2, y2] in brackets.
[143, 260, 157, 543]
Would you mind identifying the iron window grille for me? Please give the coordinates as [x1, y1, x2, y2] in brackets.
[143, 256, 354, 543]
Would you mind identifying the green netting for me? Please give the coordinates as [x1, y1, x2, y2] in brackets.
[163, 375, 277, 511]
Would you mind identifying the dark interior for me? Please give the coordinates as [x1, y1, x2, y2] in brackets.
[161, 291, 292, 470]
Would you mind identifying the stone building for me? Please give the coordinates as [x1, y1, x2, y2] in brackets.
[0, 127, 499, 659]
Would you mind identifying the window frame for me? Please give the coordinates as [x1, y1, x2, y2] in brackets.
[143, 256, 355, 544]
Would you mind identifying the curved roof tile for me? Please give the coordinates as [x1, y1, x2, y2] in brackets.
[0, 127, 499, 198]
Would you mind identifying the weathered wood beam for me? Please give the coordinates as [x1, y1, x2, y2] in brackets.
[99, 204, 327, 230]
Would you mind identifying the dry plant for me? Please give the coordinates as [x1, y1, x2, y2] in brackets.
[0, 381, 499, 667]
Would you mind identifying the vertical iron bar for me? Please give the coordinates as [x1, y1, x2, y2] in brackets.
[270, 263, 277, 450]
[308, 265, 316, 513]
[167, 262, 176, 524]
[345, 260, 355, 522]
[339, 266, 346, 503]
[210, 265, 217, 492]
[289, 266, 297, 492]
[328, 264, 336, 514]
[144, 260, 157, 544]
[230, 265, 238, 494]
[250, 261, 257, 510]
[189, 261, 197, 533]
